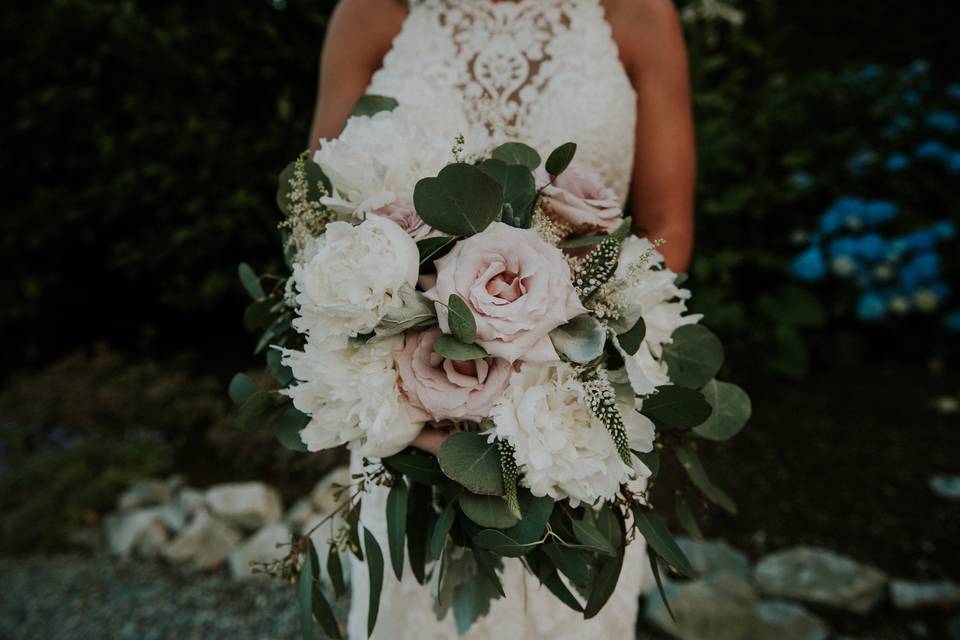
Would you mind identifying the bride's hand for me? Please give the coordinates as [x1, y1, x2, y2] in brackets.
[411, 426, 451, 456]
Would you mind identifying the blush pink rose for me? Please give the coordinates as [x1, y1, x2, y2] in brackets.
[424, 222, 587, 363]
[537, 167, 623, 235]
[395, 327, 512, 423]
[370, 195, 436, 240]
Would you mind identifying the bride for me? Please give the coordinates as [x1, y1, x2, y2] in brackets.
[307, 0, 695, 637]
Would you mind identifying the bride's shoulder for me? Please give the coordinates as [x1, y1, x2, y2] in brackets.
[602, 0, 686, 76]
[327, 0, 407, 59]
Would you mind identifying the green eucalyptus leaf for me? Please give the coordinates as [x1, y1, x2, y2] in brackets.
[235, 391, 287, 433]
[433, 334, 488, 360]
[648, 547, 677, 622]
[413, 163, 503, 237]
[327, 545, 347, 599]
[490, 142, 541, 170]
[674, 443, 738, 514]
[417, 235, 456, 267]
[438, 432, 504, 495]
[471, 546, 506, 597]
[675, 498, 703, 540]
[346, 503, 363, 561]
[617, 317, 647, 356]
[238, 263, 265, 300]
[374, 284, 437, 338]
[243, 298, 274, 331]
[406, 484, 432, 585]
[382, 452, 445, 484]
[557, 234, 607, 249]
[641, 385, 713, 430]
[472, 529, 539, 557]
[460, 493, 520, 529]
[632, 508, 696, 577]
[364, 527, 384, 637]
[477, 159, 536, 228]
[447, 294, 478, 344]
[528, 550, 585, 613]
[500, 492, 554, 545]
[272, 408, 309, 452]
[386, 482, 409, 581]
[429, 502, 457, 561]
[350, 94, 398, 118]
[543, 543, 589, 587]
[545, 142, 577, 176]
[228, 373, 257, 405]
[693, 380, 752, 441]
[662, 324, 725, 389]
[583, 548, 624, 619]
[549, 314, 606, 364]
[298, 543, 315, 640]
[571, 511, 617, 557]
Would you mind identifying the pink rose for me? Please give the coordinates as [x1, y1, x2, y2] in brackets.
[424, 222, 587, 363]
[395, 327, 512, 423]
[370, 195, 436, 240]
[537, 167, 623, 235]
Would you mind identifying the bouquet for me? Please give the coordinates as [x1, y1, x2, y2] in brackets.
[232, 96, 751, 638]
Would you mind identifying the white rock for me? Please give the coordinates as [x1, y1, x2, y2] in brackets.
[175, 487, 207, 515]
[891, 579, 960, 610]
[676, 537, 751, 578]
[133, 519, 170, 560]
[754, 546, 887, 614]
[162, 510, 243, 569]
[285, 496, 316, 531]
[646, 575, 828, 640]
[205, 482, 282, 531]
[228, 522, 292, 580]
[105, 508, 173, 558]
[310, 466, 351, 514]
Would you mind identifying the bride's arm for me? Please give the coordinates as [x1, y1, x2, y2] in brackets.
[611, 0, 696, 273]
[306, 0, 406, 154]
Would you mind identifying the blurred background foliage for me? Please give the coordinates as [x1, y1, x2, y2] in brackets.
[1, 0, 958, 552]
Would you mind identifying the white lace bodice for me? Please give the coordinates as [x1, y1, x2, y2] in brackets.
[367, 0, 637, 202]
[350, 2, 647, 638]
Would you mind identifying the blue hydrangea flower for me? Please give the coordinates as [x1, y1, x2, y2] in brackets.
[857, 233, 888, 261]
[931, 220, 957, 241]
[791, 247, 827, 282]
[948, 84, 960, 101]
[902, 91, 922, 108]
[899, 252, 941, 292]
[916, 140, 950, 160]
[857, 291, 887, 321]
[863, 200, 898, 225]
[819, 197, 865, 234]
[915, 281, 952, 313]
[926, 111, 960, 133]
[904, 60, 930, 81]
[884, 153, 910, 172]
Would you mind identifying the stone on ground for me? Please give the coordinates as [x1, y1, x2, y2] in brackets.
[754, 546, 887, 614]
[116, 478, 177, 511]
[205, 482, 282, 531]
[890, 579, 960, 610]
[646, 574, 829, 640]
[162, 510, 243, 569]
[228, 522, 293, 580]
[284, 496, 316, 531]
[676, 536, 751, 578]
[105, 509, 170, 558]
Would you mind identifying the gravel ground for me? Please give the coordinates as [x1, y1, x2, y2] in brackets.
[0, 554, 310, 640]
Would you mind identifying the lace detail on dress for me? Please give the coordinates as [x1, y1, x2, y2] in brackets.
[351, 2, 646, 638]
[367, 0, 637, 202]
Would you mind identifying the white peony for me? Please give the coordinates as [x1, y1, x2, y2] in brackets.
[314, 105, 490, 216]
[281, 337, 422, 458]
[291, 215, 419, 347]
[489, 361, 654, 507]
[612, 237, 702, 396]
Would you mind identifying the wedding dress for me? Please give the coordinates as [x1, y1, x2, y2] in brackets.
[348, 1, 646, 638]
